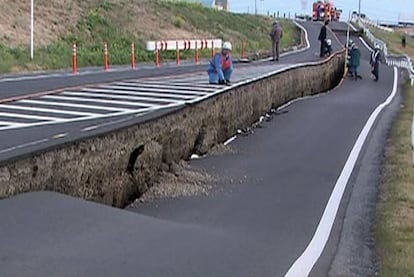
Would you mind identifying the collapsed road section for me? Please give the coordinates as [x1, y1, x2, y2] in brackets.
[0, 51, 345, 208]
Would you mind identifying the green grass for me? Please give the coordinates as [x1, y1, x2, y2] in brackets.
[371, 25, 414, 277]
[156, 0, 299, 55]
[0, 0, 299, 74]
[369, 27, 414, 57]
[375, 81, 414, 277]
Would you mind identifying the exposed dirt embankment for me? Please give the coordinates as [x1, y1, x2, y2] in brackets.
[0, 53, 345, 207]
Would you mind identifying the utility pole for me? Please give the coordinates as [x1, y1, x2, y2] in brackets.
[255, 0, 257, 15]
[30, 0, 34, 60]
[358, 0, 361, 16]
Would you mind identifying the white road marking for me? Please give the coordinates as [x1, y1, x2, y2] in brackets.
[82, 125, 99, 132]
[19, 99, 132, 112]
[115, 82, 217, 92]
[137, 80, 222, 89]
[53, 133, 68, 139]
[0, 102, 183, 132]
[88, 86, 208, 96]
[349, 22, 358, 32]
[284, 67, 399, 277]
[0, 112, 64, 121]
[151, 82, 223, 88]
[359, 37, 374, 51]
[0, 104, 101, 117]
[0, 121, 25, 126]
[224, 136, 237, 146]
[81, 116, 135, 132]
[0, 138, 49, 154]
[62, 91, 183, 104]
[81, 88, 197, 100]
[41, 95, 158, 108]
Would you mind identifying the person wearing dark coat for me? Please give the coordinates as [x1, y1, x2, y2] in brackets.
[370, 44, 381, 82]
[348, 43, 361, 80]
[318, 21, 328, 57]
[270, 19, 283, 61]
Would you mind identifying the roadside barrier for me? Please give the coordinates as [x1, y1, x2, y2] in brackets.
[355, 18, 414, 84]
[104, 41, 109, 71]
[68, 39, 252, 72]
[146, 39, 222, 67]
[131, 42, 136, 70]
[242, 41, 246, 59]
[72, 42, 77, 74]
[176, 41, 180, 66]
[359, 17, 394, 33]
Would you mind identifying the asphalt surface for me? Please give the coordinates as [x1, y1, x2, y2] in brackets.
[0, 21, 343, 163]
[0, 21, 398, 277]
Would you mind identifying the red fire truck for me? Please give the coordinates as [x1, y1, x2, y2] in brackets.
[312, 1, 342, 22]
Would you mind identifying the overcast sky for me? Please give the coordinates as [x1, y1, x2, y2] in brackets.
[230, 0, 414, 22]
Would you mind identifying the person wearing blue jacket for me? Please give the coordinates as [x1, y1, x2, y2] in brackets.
[207, 41, 233, 85]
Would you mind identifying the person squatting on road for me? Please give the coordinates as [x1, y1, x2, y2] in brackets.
[348, 42, 362, 80]
[370, 44, 381, 82]
[207, 41, 233, 85]
[270, 19, 283, 61]
[318, 20, 328, 58]
[325, 39, 332, 57]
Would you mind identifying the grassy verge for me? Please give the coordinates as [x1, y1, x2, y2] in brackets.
[369, 27, 414, 57]
[0, 0, 299, 74]
[371, 25, 414, 277]
[376, 81, 414, 277]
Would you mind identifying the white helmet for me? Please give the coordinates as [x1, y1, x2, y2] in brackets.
[326, 39, 332, 46]
[222, 41, 232, 51]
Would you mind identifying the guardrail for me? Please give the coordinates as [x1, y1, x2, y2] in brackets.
[353, 17, 414, 166]
[146, 39, 223, 67]
[358, 17, 394, 33]
[354, 18, 414, 84]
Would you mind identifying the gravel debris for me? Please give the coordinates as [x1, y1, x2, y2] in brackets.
[138, 161, 215, 202]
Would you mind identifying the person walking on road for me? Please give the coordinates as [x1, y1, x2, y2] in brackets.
[270, 19, 283, 61]
[370, 44, 381, 82]
[207, 41, 233, 85]
[318, 20, 329, 58]
[348, 42, 362, 80]
[402, 34, 406, 48]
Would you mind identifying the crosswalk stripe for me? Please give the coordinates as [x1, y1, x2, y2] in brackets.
[89, 86, 207, 96]
[80, 88, 196, 100]
[0, 104, 101, 117]
[62, 91, 183, 104]
[0, 121, 25, 126]
[143, 80, 223, 88]
[117, 82, 217, 92]
[19, 99, 133, 112]
[129, 81, 223, 89]
[0, 112, 64, 121]
[41, 95, 158, 108]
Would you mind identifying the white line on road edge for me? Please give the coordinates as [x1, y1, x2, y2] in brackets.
[359, 37, 374, 52]
[284, 67, 398, 277]
[349, 22, 358, 32]
[224, 136, 237, 146]
[0, 138, 49, 154]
